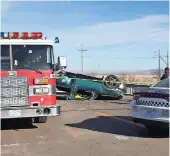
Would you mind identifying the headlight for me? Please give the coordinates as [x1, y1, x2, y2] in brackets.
[34, 78, 49, 85]
[42, 88, 49, 94]
[119, 84, 125, 89]
[34, 87, 49, 95]
[34, 88, 42, 94]
[61, 79, 66, 83]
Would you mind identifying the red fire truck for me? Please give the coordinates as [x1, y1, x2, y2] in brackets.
[0, 32, 66, 123]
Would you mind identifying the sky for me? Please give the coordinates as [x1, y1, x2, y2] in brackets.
[1, 1, 169, 73]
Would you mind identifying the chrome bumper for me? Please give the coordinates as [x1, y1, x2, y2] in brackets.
[1, 105, 60, 119]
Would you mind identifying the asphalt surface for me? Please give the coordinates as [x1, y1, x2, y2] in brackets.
[1, 98, 169, 156]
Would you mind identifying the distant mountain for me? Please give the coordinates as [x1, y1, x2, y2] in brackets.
[116, 70, 154, 75]
[85, 69, 164, 75]
[113, 69, 164, 75]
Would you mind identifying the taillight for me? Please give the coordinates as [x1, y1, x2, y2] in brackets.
[34, 78, 49, 85]
[133, 93, 140, 100]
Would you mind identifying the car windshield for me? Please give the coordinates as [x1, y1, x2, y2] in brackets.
[152, 78, 169, 88]
[0, 44, 54, 70]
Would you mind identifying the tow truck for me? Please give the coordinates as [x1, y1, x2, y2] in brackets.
[0, 32, 66, 123]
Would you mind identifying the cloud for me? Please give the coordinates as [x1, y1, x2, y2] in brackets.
[1, 1, 15, 15]
[51, 15, 169, 49]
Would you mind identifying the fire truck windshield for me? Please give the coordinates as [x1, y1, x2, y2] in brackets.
[1, 44, 54, 71]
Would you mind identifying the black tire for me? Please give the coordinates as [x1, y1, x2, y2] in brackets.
[115, 95, 123, 100]
[34, 117, 48, 123]
[103, 75, 120, 89]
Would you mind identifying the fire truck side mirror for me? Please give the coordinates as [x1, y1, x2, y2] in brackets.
[55, 37, 59, 43]
[58, 56, 67, 69]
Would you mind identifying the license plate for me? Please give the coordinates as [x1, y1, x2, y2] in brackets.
[143, 107, 156, 118]
[8, 110, 21, 117]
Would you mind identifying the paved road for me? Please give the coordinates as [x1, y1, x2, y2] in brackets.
[1, 100, 169, 156]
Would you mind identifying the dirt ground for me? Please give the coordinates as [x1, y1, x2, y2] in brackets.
[1, 99, 169, 156]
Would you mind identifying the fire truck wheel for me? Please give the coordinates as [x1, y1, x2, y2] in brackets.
[34, 117, 48, 123]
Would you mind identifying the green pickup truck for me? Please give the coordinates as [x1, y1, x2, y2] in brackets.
[56, 71, 127, 100]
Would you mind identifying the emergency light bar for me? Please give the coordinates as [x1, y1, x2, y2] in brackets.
[0, 32, 43, 39]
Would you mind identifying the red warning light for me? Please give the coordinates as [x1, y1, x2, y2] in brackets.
[31, 32, 42, 39]
[0, 32, 43, 39]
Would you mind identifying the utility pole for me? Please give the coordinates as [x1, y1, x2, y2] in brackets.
[158, 49, 161, 79]
[167, 49, 169, 68]
[157, 49, 169, 79]
[98, 64, 100, 74]
[77, 44, 87, 73]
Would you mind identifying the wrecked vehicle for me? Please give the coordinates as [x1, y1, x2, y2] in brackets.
[56, 71, 127, 100]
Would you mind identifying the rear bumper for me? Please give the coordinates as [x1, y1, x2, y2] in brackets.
[0, 105, 60, 119]
[130, 100, 170, 125]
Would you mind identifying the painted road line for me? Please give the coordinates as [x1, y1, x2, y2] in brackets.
[95, 112, 144, 128]
[96, 112, 112, 117]
[113, 134, 129, 141]
[63, 126, 94, 138]
[1, 143, 29, 147]
[2, 143, 20, 147]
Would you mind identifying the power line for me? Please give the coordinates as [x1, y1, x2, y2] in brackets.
[167, 49, 169, 67]
[159, 49, 169, 67]
[88, 31, 168, 50]
[147, 28, 169, 34]
[158, 50, 161, 79]
[76, 28, 168, 72]
[106, 35, 167, 48]
[81, 35, 167, 60]
[152, 49, 169, 79]
[84, 56, 167, 59]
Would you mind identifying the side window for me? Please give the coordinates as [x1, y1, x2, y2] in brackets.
[154, 78, 169, 88]
[47, 46, 51, 63]
[0, 45, 10, 70]
[51, 46, 55, 65]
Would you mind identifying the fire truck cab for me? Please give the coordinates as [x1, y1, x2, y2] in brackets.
[0, 32, 66, 123]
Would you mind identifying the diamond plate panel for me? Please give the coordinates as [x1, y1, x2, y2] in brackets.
[1, 77, 27, 87]
[1, 87, 28, 97]
[1, 76, 29, 107]
[1, 97, 28, 107]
